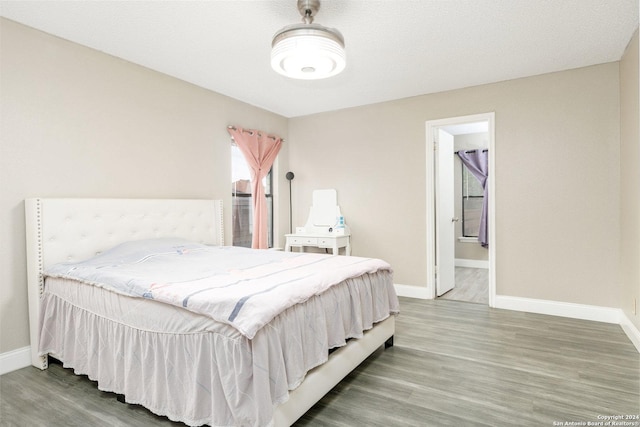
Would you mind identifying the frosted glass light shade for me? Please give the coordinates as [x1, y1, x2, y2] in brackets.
[271, 24, 345, 80]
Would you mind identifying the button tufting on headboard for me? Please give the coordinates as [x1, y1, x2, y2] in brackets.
[24, 198, 224, 370]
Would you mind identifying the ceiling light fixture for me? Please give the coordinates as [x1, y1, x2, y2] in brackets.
[271, 0, 345, 80]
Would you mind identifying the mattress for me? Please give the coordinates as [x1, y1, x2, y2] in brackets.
[39, 269, 398, 427]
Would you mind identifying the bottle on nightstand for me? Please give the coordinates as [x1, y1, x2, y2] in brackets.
[334, 216, 347, 235]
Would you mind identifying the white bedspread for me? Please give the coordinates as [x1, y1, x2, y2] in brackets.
[45, 238, 394, 339]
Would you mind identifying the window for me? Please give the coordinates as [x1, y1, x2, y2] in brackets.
[461, 164, 483, 237]
[231, 144, 273, 248]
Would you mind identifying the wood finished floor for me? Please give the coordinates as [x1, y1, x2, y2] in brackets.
[1, 298, 638, 427]
[439, 267, 489, 305]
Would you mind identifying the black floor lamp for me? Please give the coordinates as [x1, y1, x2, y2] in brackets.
[286, 172, 295, 234]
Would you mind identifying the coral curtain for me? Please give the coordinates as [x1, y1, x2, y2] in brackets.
[228, 126, 282, 249]
[456, 149, 489, 248]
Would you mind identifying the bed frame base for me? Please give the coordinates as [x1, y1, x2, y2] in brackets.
[273, 316, 395, 426]
[385, 335, 394, 348]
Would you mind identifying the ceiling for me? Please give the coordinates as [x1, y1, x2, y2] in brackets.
[1, 1, 638, 118]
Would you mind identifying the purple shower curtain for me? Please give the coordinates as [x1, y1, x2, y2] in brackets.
[456, 149, 489, 248]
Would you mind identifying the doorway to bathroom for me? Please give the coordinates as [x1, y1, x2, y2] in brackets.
[425, 113, 495, 306]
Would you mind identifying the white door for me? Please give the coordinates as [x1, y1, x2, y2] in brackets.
[435, 129, 456, 296]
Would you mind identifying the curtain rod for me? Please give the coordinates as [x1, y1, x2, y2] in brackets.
[455, 149, 488, 154]
[227, 125, 284, 142]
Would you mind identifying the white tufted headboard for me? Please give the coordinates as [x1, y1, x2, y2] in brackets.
[24, 198, 224, 369]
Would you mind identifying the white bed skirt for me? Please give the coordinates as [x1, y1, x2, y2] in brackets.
[39, 271, 398, 427]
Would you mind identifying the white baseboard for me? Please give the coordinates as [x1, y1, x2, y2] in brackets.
[455, 258, 489, 269]
[494, 295, 621, 323]
[0, 346, 31, 375]
[394, 283, 431, 300]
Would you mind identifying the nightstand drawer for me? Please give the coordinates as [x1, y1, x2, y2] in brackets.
[289, 236, 318, 245]
[284, 234, 350, 255]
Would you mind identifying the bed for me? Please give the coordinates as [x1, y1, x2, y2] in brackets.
[25, 198, 398, 427]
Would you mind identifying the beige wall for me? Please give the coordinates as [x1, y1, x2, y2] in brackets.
[620, 29, 640, 331]
[289, 63, 621, 307]
[0, 19, 289, 353]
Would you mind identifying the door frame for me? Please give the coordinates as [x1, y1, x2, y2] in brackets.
[425, 112, 496, 307]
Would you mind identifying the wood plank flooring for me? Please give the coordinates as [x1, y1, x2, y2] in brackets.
[1, 298, 638, 426]
[439, 267, 489, 304]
